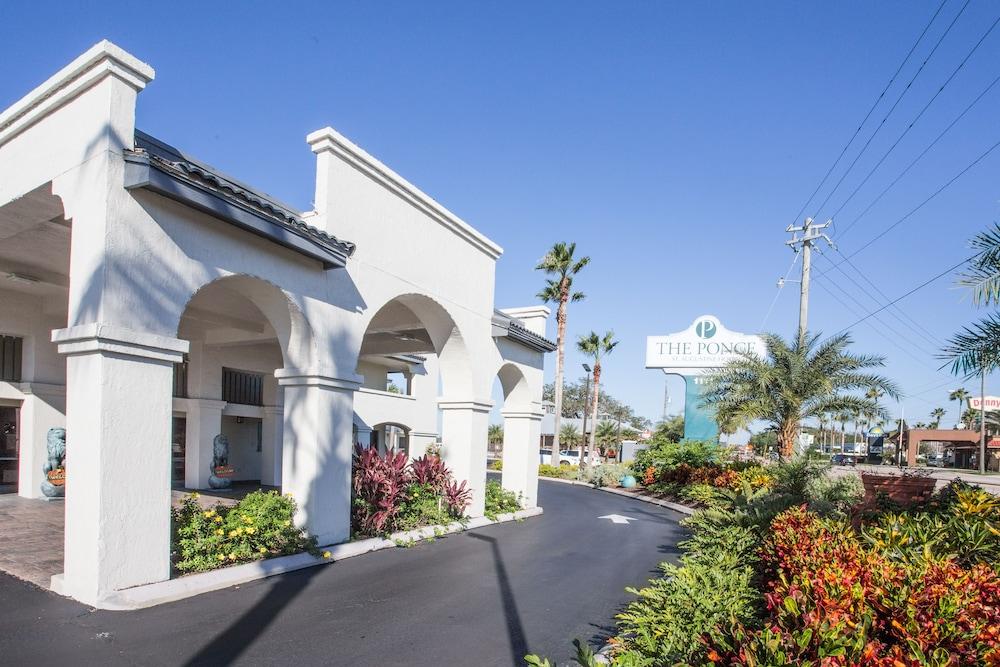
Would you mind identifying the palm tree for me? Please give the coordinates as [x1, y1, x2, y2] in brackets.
[577, 331, 619, 467]
[703, 331, 899, 458]
[929, 407, 946, 429]
[558, 423, 581, 458]
[949, 388, 971, 428]
[595, 421, 618, 457]
[837, 411, 851, 454]
[537, 242, 589, 458]
[488, 424, 504, 446]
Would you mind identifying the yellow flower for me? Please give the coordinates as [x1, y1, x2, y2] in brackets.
[282, 520, 291, 527]
[228, 530, 238, 538]
[191, 492, 200, 499]
[247, 527, 256, 535]
[322, 551, 332, 559]
[215, 529, 224, 536]
[258, 546, 267, 554]
[228, 553, 236, 560]
[203, 509, 215, 518]
[217, 554, 225, 561]
[214, 516, 222, 523]
[243, 516, 253, 524]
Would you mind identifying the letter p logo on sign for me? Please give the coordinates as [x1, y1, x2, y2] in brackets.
[695, 319, 716, 339]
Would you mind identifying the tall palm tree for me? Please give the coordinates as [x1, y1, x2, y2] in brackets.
[929, 407, 946, 429]
[537, 242, 589, 458]
[703, 332, 899, 458]
[835, 412, 850, 454]
[949, 388, 971, 428]
[577, 330, 619, 467]
[595, 420, 618, 456]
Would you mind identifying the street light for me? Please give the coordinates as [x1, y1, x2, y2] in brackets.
[581, 364, 592, 463]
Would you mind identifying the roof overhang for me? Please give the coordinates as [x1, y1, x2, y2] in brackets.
[124, 133, 355, 270]
[492, 311, 557, 353]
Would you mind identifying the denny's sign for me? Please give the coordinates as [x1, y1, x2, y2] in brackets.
[969, 396, 1000, 411]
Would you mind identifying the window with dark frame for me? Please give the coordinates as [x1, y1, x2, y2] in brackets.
[221, 367, 264, 406]
[0, 336, 23, 382]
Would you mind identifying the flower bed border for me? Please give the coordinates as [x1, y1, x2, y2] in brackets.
[50, 506, 543, 611]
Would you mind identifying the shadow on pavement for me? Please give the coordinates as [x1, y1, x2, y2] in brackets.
[468, 532, 529, 661]
[183, 566, 322, 666]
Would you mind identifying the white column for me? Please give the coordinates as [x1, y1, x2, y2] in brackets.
[260, 406, 283, 487]
[52, 325, 188, 606]
[275, 370, 358, 546]
[16, 383, 65, 500]
[183, 399, 226, 489]
[439, 399, 491, 517]
[501, 408, 543, 509]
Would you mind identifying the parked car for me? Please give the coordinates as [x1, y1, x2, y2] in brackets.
[539, 449, 601, 466]
[830, 454, 856, 467]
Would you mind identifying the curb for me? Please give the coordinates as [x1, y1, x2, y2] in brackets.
[55, 506, 543, 610]
[538, 476, 696, 516]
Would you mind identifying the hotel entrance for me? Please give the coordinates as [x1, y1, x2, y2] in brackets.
[0, 405, 17, 494]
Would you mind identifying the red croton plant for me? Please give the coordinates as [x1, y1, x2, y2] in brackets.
[709, 506, 1000, 666]
[351, 445, 472, 536]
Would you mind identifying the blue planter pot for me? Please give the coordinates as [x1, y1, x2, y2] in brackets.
[620, 475, 637, 489]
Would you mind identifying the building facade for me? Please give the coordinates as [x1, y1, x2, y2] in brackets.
[0, 41, 553, 607]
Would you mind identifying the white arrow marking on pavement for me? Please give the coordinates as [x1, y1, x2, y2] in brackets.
[599, 514, 637, 524]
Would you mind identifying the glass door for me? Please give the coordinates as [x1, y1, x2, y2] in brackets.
[0, 405, 18, 494]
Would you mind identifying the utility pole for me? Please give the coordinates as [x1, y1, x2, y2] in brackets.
[785, 218, 835, 346]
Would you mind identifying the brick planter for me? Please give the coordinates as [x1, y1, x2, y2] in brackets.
[861, 473, 935, 507]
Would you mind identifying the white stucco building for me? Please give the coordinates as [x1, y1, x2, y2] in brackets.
[0, 41, 553, 607]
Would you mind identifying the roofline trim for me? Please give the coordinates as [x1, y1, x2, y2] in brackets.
[307, 126, 503, 261]
[123, 151, 350, 270]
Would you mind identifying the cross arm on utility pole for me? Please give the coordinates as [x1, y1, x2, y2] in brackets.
[785, 218, 835, 346]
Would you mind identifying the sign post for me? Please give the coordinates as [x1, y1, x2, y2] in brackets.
[646, 315, 765, 442]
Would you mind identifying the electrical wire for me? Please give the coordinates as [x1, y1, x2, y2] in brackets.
[785, 0, 949, 229]
[829, 254, 976, 337]
[827, 12, 1000, 224]
[759, 251, 801, 330]
[836, 69, 1000, 240]
[832, 136, 1000, 265]
[811, 0, 972, 223]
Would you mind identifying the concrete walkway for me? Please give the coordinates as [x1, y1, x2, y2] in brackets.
[0, 484, 276, 590]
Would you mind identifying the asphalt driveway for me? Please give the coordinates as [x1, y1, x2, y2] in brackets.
[0, 480, 687, 666]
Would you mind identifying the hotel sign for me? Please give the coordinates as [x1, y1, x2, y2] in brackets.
[646, 315, 764, 374]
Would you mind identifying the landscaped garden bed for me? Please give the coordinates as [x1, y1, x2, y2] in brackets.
[171, 445, 526, 576]
[528, 440, 1000, 666]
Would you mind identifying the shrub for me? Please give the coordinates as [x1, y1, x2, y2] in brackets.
[582, 462, 631, 488]
[352, 446, 470, 536]
[632, 439, 719, 477]
[489, 459, 503, 471]
[484, 479, 522, 519]
[172, 490, 317, 573]
[805, 472, 864, 516]
[538, 463, 577, 479]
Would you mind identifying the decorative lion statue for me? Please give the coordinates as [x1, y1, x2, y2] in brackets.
[208, 433, 232, 489]
[41, 427, 66, 498]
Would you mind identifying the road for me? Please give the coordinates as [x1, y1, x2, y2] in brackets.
[0, 480, 686, 666]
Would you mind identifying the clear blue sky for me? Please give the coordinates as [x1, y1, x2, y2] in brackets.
[3, 1, 999, 433]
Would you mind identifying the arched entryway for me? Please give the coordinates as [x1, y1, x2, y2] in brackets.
[174, 275, 307, 492]
[494, 362, 541, 508]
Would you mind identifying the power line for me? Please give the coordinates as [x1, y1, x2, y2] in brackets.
[811, 255, 944, 361]
[832, 136, 1000, 265]
[827, 12, 1000, 224]
[813, 280, 938, 367]
[811, 0, 972, 224]
[819, 248, 944, 348]
[786, 0, 949, 229]
[830, 254, 975, 337]
[759, 251, 800, 330]
[836, 69, 1000, 240]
